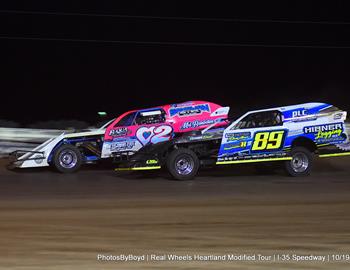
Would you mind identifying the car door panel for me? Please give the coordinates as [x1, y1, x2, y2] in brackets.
[102, 110, 173, 158]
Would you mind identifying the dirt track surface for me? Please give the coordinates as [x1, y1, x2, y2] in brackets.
[0, 157, 350, 269]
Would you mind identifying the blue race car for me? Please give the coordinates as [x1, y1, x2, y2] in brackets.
[216, 102, 350, 177]
[121, 102, 350, 180]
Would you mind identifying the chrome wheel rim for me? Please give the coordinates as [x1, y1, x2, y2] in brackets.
[175, 155, 194, 175]
[59, 150, 78, 169]
[291, 153, 309, 173]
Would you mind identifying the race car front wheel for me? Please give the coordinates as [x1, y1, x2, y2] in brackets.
[285, 146, 313, 177]
[167, 148, 200, 180]
[53, 144, 83, 173]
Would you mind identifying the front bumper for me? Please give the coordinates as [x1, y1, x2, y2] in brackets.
[8, 150, 46, 169]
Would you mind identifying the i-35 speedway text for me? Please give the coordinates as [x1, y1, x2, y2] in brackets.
[9, 101, 350, 180]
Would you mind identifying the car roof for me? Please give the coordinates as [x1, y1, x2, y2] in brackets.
[133, 100, 216, 113]
[247, 102, 332, 114]
[114, 100, 219, 121]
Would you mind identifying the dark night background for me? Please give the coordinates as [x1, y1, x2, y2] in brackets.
[1, 1, 350, 126]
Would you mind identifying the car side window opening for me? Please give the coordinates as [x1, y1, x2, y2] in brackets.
[134, 109, 166, 125]
[114, 112, 137, 127]
[236, 111, 283, 129]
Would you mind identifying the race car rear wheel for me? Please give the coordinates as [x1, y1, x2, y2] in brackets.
[285, 146, 313, 177]
[53, 144, 83, 173]
[167, 148, 199, 180]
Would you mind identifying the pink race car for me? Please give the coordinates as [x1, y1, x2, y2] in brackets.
[10, 101, 230, 177]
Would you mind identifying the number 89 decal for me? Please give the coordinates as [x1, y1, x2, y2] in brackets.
[251, 130, 286, 151]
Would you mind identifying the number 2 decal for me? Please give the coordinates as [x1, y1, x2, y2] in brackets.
[136, 125, 173, 146]
[251, 130, 286, 151]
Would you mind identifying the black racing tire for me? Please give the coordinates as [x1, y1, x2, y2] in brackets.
[166, 148, 200, 180]
[53, 144, 83, 173]
[284, 146, 313, 177]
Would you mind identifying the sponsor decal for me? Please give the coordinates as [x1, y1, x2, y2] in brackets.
[211, 107, 228, 116]
[291, 116, 317, 122]
[169, 103, 210, 117]
[334, 113, 343, 120]
[225, 132, 251, 142]
[303, 123, 344, 142]
[188, 134, 215, 141]
[109, 127, 130, 137]
[146, 159, 158, 164]
[288, 109, 317, 122]
[110, 140, 136, 152]
[180, 119, 219, 130]
[203, 134, 214, 140]
[292, 109, 308, 118]
[224, 141, 248, 150]
[218, 151, 288, 161]
[170, 102, 193, 108]
[189, 136, 203, 141]
[33, 154, 44, 164]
